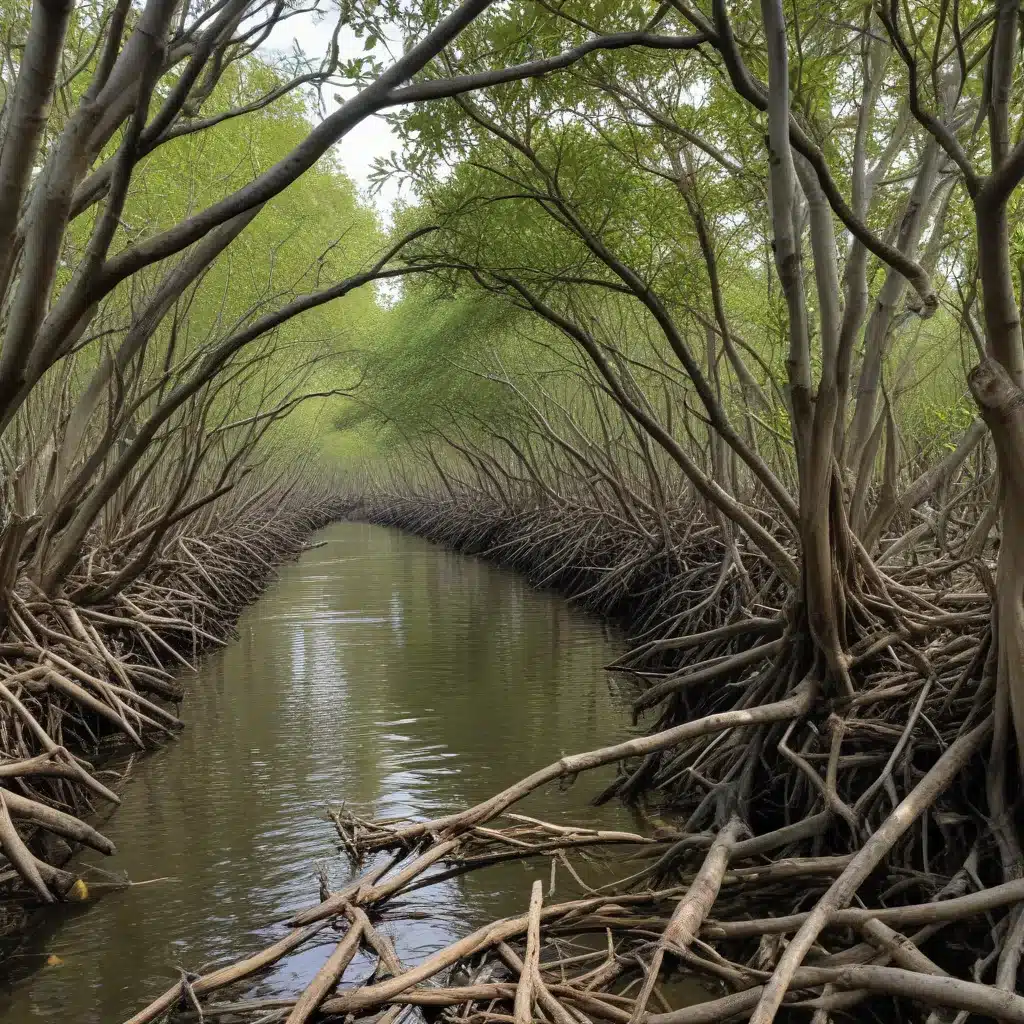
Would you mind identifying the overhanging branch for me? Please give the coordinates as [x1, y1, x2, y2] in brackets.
[385, 30, 708, 105]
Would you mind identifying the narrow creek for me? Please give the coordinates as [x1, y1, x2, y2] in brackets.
[0, 521, 639, 1022]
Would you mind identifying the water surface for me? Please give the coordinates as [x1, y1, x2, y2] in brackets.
[0, 521, 636, 1022]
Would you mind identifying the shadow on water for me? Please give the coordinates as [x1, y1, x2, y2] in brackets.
[0, 521, 643, 1022]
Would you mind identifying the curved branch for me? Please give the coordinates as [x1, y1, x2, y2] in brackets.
[386, 30, 708, 105]
[39, 231, 443, 591]
[489, 272, 799, 582]
[876, 0, 980, 194]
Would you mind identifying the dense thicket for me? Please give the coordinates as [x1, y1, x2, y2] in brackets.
[7, 0, 1024, 1019]
[0, 0, 716, 919]
[314, 0, 1024, 1019]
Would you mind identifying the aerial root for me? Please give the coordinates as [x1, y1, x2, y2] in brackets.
[115, 497, 1008, 1022]
[122, 645, 1011, 1024]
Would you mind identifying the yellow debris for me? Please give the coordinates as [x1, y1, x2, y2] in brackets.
[45, 955, 63, 967]
[66, 879, 89, 902]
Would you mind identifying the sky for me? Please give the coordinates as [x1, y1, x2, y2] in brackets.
[262, 11, 405, 222]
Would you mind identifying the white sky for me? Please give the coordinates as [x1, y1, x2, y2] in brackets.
[262, 12, 404, 222]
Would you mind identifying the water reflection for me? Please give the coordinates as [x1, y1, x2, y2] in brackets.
[0, 522, 631, 1022]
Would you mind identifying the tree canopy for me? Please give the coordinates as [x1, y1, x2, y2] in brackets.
[6, 6, 1024, 1015]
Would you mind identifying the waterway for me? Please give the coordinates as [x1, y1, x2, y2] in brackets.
[0, 521, 638, 1022]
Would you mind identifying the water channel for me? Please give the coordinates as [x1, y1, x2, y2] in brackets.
[0, 521, 642, 1022]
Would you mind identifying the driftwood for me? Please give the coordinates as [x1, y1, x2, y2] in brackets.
[122, 761, 1024, 1024]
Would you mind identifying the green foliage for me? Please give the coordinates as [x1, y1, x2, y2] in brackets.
[333, 0, 996, 496]
[332, 283, 536, 456]
[87, 57, 387, 459]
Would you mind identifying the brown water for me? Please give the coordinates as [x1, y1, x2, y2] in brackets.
[0, 521, 637, 1022]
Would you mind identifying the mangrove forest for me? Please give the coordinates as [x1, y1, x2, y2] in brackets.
[3, 0, 1024, 1019]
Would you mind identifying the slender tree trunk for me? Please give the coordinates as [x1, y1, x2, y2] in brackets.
[970, 361, 1024, 770]
[762, 0, 852, 696]
[846, 141, 941, 469]
[973, 146, 1024, 773]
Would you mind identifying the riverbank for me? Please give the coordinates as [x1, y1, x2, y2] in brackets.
[89, 489, 1008, 1023]
[0, 487, 347, 938]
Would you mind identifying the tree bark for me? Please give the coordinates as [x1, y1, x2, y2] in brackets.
[970, 360, 1024, 771]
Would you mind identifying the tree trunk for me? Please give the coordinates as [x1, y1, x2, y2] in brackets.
[969, 360, 1024, 771]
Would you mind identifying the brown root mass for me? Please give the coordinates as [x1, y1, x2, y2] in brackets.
[116, 494, 1018, 1024]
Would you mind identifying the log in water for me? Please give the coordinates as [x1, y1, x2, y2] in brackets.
[0, 522, 634, 1022]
